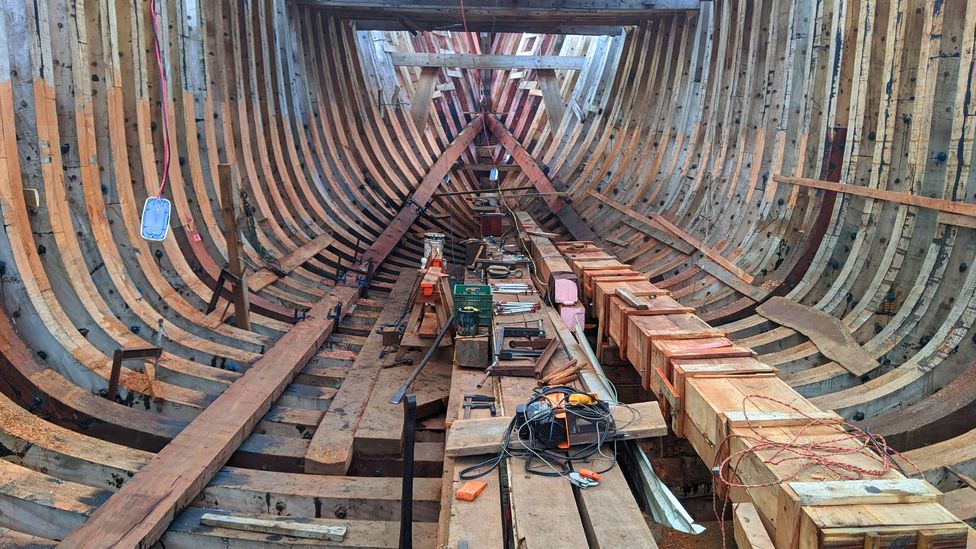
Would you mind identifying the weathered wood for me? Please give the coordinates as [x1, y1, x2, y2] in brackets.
[198, 513, 346, 541]
[537, 69, 565, 133]
[774, 175, 976, 220]
[218, 164, 251, 331]
[410, 66, 439, 132]
[757, 297, 878, 377]
[391, 53, 587, 70]
[304, 271, 417, 474]
[59, 288, 358, 547]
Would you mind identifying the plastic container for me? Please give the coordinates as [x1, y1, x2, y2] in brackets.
[453, 284, 492, 326]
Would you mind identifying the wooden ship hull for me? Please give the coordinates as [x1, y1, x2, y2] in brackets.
[0, 0, 972, 546]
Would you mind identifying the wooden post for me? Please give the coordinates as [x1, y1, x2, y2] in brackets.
[106, 347, 164, 402]
[410, 66, 440, 131]
[218, 164, 251, 330]
[537, 69, 565, 133]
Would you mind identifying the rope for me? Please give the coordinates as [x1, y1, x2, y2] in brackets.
[711, 394, 923, 548]
[149, 0, 172, 199]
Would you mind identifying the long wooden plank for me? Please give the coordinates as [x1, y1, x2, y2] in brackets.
[357, 116, 484, 271]
[391, 52, 587, 70]
[304, 271, 417, 474]
[487, 116, 604, 245]
[59, 287, 359, 547]
[774, 174, 976, 219]
[444, 401, 667, 456]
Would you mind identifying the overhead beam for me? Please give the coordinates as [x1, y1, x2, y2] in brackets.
[59, 288, 359, 548]
[452, 162, 520, 172]
[391, 53, 587, 71]
[485, 115, 604, 245]
[357, 115, 485, 271]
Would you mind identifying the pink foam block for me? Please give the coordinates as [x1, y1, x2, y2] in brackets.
[560, 305, 586, 331]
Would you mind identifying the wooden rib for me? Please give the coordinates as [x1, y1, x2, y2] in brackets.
[61, 288, 357, 547]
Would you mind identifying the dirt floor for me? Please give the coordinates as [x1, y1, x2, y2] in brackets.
[649, 521, 734, 549]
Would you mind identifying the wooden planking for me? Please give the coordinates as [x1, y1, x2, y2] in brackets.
[733, 503, 775, 549]
[59, 287, 358, 547]
[756, 297, 878, 377]
[391, 53, 587, 70]
[444, 401, 666, 457]
[304, 271, 417, 474]
[774, 174, 976, 219]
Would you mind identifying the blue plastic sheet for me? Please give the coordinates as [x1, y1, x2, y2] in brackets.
[141, 196, 171, 241]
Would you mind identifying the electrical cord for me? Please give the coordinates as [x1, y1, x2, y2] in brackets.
[458, 386, 640, 481]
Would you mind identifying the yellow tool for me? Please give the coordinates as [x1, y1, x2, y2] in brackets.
[567, 393, 599, 406]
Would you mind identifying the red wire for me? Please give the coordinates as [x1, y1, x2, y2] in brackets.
[709, 394, 923, 548]
[150, 0, 172, 199]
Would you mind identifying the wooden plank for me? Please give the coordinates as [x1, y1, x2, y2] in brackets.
[757, 297, 878, 377]
[199, 513, 346, 541]
[787, 480, 941, 507]
[358, 116, 484, 271]
[733, 503, 775, 549]
[537, 69, 565, 133]
[391, 52, 587, 70]
[444, 401, 667, 456]
[245, 234, 334, 292]
[587, 192, 761, 293]
[774, 174, 976, 219]
[410, 66, 439, 131]
[305, 271, 417, 474]
[59, 287, 359, 548]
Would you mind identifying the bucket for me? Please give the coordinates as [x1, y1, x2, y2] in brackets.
[457, 306, 481, 336]
[422, 232, 446, 268]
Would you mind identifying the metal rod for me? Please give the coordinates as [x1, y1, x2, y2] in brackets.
[398, 394, 417, 549]
[389, 310, 457, 404]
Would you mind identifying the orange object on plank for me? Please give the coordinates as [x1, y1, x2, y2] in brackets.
[455, 480, 488, 502]
[578, 468, 601, 482]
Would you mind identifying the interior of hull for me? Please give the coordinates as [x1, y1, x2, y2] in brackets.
[0, 0, 975, 546]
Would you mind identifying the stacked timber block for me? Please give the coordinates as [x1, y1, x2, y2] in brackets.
[514, 213, 585, 328]
[554, 240, 970, 549]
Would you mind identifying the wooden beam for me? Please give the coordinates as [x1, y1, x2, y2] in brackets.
[486, 116, 604, 245]
[774, 175, 976, 219]
[410, 66, 439, 131]
[199, 513, 346, 542]
[218, 164, 251, 330]
[357, 115, 484, 271]
[537, 69, 565, 133]
[391, 53, 587, 70]
[452, 162, 520, 172]
[246, 233, 335, 292]
[59, 287, 359, 548]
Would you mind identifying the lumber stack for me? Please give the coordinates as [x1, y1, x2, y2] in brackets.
[555, 241, 970, 549]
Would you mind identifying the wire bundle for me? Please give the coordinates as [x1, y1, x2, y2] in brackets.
[459, 386, 639, 480]
[711, 394, 923, 547]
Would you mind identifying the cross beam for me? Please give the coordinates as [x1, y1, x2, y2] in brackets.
[391, 53, 587, 71]
[356, 116, 485, 271]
